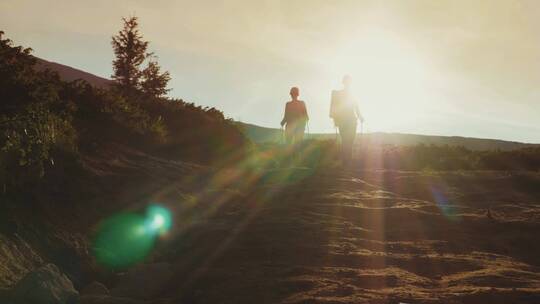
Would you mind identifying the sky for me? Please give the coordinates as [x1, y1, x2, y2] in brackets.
[1, 0, 540, 143]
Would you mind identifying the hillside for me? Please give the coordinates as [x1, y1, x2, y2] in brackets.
[35, 58, 112, 88]
[237, 122, 538, 151]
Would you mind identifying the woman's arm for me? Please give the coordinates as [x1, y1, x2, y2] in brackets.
[280, 103, 288, 126]
[302, 101, 309, 121]
[330, 91, 336, 119]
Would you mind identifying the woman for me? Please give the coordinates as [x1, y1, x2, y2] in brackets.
[280, 87, 309, 145]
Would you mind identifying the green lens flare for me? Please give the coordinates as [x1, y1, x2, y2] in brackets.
[92, 205, 173, 269]
[93, 213, 155, 269]
[145, 205, 173, 235]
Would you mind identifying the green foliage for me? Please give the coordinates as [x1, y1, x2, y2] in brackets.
[111, 17, 149, 93]
[60, 80, 168, 148]
[138, 97, 248, 163]
[111, 17, 170, 98]
[140, 59, 171, 98]
[2, 103, 76, 166]
[477, 147, 540, 171]
[0, 31, 77, 188]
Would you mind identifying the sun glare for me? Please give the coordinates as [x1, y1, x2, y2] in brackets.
[322, 29, 434, 132]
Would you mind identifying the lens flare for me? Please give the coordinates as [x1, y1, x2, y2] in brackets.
[92, 204, 173, 269]
[430, 186, 460, 221]
[152, 214, 165, 228]
[145, 204, 172, 235]
[92, 213, 155, 269]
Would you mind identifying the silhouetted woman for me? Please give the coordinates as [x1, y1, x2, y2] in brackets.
[280, 87, 309, 145]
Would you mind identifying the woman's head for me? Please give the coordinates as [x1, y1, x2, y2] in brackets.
[290, 86, 300, 98]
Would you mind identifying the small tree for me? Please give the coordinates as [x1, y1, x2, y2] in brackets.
[111, 16, 170, 98]
[111, 16, 149, 94]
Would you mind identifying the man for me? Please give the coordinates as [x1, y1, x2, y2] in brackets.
[330, 75, 364, 164]
[281, 86, 309, 145]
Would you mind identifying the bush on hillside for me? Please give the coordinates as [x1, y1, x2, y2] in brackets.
[0, 31, 78, 188]
[63, 80, 168, 148]
[477, 147, 540, 171]
[139, 97, 248, 163]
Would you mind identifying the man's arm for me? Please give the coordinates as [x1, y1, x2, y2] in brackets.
[355, 100, 364, 122]
[330, 91, 336, 119]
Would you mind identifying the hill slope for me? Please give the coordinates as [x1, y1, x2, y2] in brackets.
[237, 122, 538, 151]
[35, 58, 111, 88]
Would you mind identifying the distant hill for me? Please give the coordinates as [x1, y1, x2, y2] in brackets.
[237, 122, 538, 151]
[35, 58, 111, 88]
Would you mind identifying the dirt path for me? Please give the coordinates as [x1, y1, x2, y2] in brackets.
[126, 167, 540, 304]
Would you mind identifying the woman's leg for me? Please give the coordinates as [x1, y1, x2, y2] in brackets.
[294, 123, 305, 144]
[285, 125, 294, 145]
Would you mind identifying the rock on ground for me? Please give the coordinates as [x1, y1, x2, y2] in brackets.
[11, 263, 78, 304]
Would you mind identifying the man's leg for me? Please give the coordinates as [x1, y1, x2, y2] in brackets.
[338, 124, 349, 163]
[348, 121, 358, 162]
[340, 121, 357, 164]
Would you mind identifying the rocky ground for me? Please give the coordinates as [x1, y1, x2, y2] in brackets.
[2, 147, 540, 303]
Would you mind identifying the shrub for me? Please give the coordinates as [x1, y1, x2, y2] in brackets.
[0, 31, 78, 189]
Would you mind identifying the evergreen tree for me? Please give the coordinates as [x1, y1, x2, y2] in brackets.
[111, 16, 170, 98]
[111, 17, 149, 95]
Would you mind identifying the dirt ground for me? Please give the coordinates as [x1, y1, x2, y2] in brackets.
[5, 145, 540, 304]
[122, 161, 540, 304]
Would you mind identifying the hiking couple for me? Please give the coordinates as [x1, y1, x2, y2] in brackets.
[280, 75, 364, 165]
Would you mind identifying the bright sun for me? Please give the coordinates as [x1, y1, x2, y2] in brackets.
[321, 29, 435, 133]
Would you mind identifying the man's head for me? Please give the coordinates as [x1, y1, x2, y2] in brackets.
[290, 86, 300, 98]
[342, 75, 352, 89]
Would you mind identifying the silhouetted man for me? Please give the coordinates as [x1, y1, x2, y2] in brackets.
[281, 87, 309, 145]
[330, 75, 364, 164]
